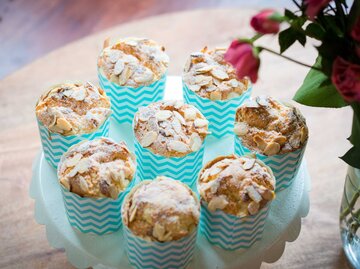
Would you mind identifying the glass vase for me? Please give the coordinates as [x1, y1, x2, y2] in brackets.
[340, 166, 360, 268]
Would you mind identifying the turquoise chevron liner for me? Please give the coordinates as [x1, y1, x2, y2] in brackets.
[234, 137, 306, 192]
[134, 140, 205, 187]
[123, 225, 197, 269]
[98, 71, 166, 124]
[61, 179, 135, 235]
[182, 82, 252, 138]
[37, 118, 110, 169]
[200, 202, 270, 251]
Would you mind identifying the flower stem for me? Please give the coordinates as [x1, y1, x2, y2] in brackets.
[340, 190, 360, 220]
[258, 46, 322, 71]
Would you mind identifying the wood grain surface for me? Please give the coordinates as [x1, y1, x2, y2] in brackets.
[0, 8, 353, 269]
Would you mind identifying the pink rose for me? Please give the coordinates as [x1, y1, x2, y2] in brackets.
[305, 0, 332, 20]
[250, 9, 280, 34]
[331, 57, 360, 102]
[225, 40, 260, 83]
[351, 17, 360, 43]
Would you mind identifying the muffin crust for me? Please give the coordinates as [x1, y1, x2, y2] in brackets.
[198, 155, 275, 217]
[98, 37, 169, 87]
[58, 138, 136, 199]
[122, 176, 200, 242]
[36, 82, 111, 136]
[134, 100, 209, 157]
[234, 96, 308, 155]
[183, 46, 250, 101]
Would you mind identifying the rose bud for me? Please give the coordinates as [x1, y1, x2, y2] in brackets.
[331, 57, 360, 103]
[250, 9, 281, 34]
[225, 40, 260, 83]
[305, 0, 332, 21]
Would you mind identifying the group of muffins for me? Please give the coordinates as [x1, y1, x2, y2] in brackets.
[35, 37, 309, 269]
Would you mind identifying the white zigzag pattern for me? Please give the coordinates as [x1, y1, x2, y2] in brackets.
[124, 226, 196, 268]
[98, 72, 166, 123]
[234, 137, 305, 192]
[135, 142, 204, 186]
[183, 84, 251, 138]
[38, 119, 110, 168]
[61, 187, 122, 235]
[200, 204, 269, 250]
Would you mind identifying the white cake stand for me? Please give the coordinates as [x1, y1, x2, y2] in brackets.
[30, 76, 311, 269]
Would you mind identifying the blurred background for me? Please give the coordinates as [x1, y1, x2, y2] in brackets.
[0, 0, 292, 79]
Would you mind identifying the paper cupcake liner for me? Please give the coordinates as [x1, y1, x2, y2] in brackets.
[234, 137, 306, 192]
[123, 225, 197, 269]
[61, 179, 135, 235]
[134, 140, 204, 187]
[183, 82, 252, 138]
[37, 118, 110, 169]
[98, 71, 166, 124]
[200, 202, 270, 251]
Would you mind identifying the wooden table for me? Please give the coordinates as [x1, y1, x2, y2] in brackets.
[0, 8, 353, 269]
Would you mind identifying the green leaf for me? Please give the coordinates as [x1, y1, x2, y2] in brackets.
[340, 146, 360, 169]
[305, 23, 325, 40]
[349, 103, 360, 147]
[293, 58, 348, 108]
[279, 27, 298, 53]
[284, 9, 297, 20]
[297, 32, 306, 46]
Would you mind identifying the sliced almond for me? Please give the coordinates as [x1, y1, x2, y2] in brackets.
[113, 60, 125, 75]
[66, 153, 82, 167]
[155, 110, 172, 121]
[190, 133, 202, 152]
[263, 142, 280, 156]
[129, 205, 137, 222]
[194, 118, 208, 128]
[167, 140, 189, 153]
[253, 135, 267, 151]
[248, 201, 260, 215]
[173, 111, 186, 125]
[56, 118, 72, 131]
[273, 136, 287, 145]
[210, 68, 229, 80]
[108, 50, 120, 63]
[208, 195, 229, 211]
[140, 131, 158, 147]
[258, 188, 275, 201]
[209, 166, 222, 176]
[76, 158, 91, 173]
[71, 87, 86, 101]
[184, 108, 197, 120]
[60, 177, 70, 190]
[79, 177, 89, 193]
[229, 79, 239, 87]
[188, 84, 201, 92]
[245, 185, 262, 203]
[195, 65, 213, 74]
[300, 126, 307, 144]
[234, 122, 248, 136]
[195, 75, 212, 86]
[172, 118, 182, 134]
[243, 158, 256, 170]
[133, 69, 154, 84]
[153, 222, 166, 241]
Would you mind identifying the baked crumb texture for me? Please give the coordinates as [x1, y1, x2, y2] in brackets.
[122, 176, 200, 242]
[98, 37, 169, 88]
[36, 82, 111, 136]
[198, 154, 275, 250]
[58, 137, 136, 199]
[234, 96, 308, 191]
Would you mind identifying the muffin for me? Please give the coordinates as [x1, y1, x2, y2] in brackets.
[182, 46, 252, 138]
[58, 137, 136, 234]
[133, 100, 209, 186]
[122, 176, 199, 268]
[97, 37, 169, 123]
[234, 96, 308, 191]
[198, 154, 275, 250]
[36, 82, 111, 168]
